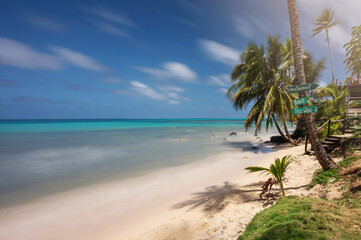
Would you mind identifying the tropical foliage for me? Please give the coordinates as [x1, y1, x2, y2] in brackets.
[228, 35, 296, 144]
[344, 25, 361, 78]
[245, 155, 293, 197]
[312, 8, 337, 84]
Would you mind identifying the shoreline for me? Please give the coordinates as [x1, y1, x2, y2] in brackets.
[0, 141, 281, 240]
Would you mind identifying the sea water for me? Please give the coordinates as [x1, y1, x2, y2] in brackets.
[0, 119, 277, 207]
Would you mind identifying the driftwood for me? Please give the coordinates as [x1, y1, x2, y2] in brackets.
[259, 178, 278, 200]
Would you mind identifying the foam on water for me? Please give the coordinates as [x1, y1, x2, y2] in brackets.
[0, 119, 278, 207]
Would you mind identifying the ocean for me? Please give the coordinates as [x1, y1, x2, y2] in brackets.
[0, 119, 278, 207]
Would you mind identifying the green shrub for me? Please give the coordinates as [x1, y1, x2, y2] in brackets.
[309, 169, 339, 188]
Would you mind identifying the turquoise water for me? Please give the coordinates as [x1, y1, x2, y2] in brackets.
[0, 119, 248, 133]
[0, 119, 276, 207]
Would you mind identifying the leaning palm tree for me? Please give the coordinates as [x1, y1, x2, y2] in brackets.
[245, 155, 293, 197]
[287, 0, 337, 170]
[228, 35, 297, 144]
[312, 8, 338, 84]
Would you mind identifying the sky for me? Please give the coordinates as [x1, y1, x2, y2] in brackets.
[0, 0, 360, 119]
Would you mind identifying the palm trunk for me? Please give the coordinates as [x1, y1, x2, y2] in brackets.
[287, 0, 337, 170]
[280, 180, 286, 197]
[326, 29, 336, 84]
[282, 118, 297, 145]
[272, 114, 291, 142]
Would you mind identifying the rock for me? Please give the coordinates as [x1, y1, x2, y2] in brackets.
[229, 132, 237, 136]
[270, 136, 288, 143]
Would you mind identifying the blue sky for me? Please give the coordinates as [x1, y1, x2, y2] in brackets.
[0, 0, 359, 119]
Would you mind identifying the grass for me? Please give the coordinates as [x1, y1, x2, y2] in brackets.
[338, 156, 357, 168]
[238, 196, 361, 240]
[309, 169, 339, 188]
[308, 156, 358, 188]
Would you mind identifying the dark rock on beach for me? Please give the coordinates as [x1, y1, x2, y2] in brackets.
[229, 132, 237, 136]
[270, 136, 288, 143]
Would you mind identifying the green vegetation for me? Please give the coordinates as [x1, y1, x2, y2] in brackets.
[309, 169, 339, 188]
[309, 157, 358, 188]
[228, 35, 296, 143]
[312, 8, 338, 84]
[238, 196, 361, 240]
[344, 25, 361, 78]
[245, 156, 293, 196]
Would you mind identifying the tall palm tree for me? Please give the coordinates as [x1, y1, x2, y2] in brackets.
[287, 0, 337, 170]
[312, 8, 338, 84]
[228, 35, 296, 144]
[245, 155, 293, 197]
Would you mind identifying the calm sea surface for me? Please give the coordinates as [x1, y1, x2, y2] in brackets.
[0, 119, 277, 207]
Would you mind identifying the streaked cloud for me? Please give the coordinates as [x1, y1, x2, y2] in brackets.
[207, 74, 230, 87]
[24, 14, 66, 33]
[114, 81, 189, 105]
[176, 17, 199, 28]
[134, 62, 198, 83]
[233, 15, 268, 39]
[129, 81, 166, 100]
[199, 39, 240, 66]
[83, 6, 136, 28]
[0, 37, 62, 70]
[0, 37, 108, 72]
[180, 0, 205, 15]
[50, 46, 107, 72]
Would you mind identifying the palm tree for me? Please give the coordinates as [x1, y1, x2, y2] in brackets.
[287, 0, 337, 170]
[312, 8, 338, 84]
[245, 155, 293, 197]
[228, 35, 297, 145]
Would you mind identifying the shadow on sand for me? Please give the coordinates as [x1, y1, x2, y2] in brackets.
[221, 141, 273, 154]
[172, 181, 261, 216]
[172, 181, 310, 215]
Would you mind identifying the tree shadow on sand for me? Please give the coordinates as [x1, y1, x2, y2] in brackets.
[172, 181, 311, 215]
[172, 181, 261, 216]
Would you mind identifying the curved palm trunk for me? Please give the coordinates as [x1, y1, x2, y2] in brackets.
[272, 114, 293, 143]
[287, 0, 337, 170]
[282, 118, 297, 145]
[326, 29, 336, 84]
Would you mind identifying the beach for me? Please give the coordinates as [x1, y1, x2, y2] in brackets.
[0, 119, 311, 240]
[0, 141, 328, 240]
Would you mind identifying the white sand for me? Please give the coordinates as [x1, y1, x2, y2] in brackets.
[0, 144, 327, 240]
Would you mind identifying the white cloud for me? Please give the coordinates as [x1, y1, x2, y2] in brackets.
[129, 81, 166, 100]
[208, 74, 230, 87]
[50, 46, 106, 71]
[199, 39, 240, 66]
[0, 37, 62, 70]
[134, 62, 198, 83]
[83, 6, 136, 27]
[24, 15, 67, 33]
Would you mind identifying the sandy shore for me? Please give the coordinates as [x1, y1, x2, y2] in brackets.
[0, 143, 329, 240]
